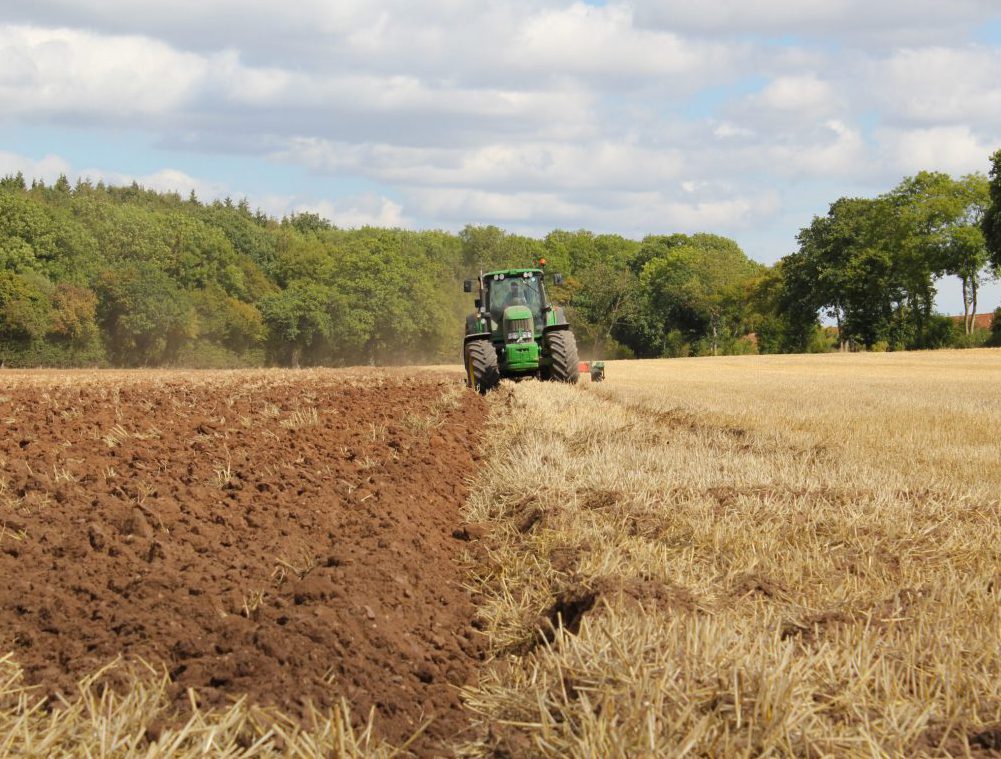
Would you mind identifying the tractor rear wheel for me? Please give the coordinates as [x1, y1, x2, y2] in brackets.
[545, 330, 579, 384]
[465, 340, 500, 393]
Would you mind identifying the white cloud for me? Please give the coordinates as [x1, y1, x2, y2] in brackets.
[863, 46, 1001, 127]
[276, 138, 684, 191]
[0, 149, 230, 200]
[713, 122, 754, 139]
[721, 72, 847, 134]
[0, 21, 599, 147]
[295, 194, 410, 229]
[754, 75, 835, 113]
[764, 120, 868, 177]
[630, 0, 998, 46]
[128, 168, 228, 200]
[410, 187, 582, 225]
[407, 185, 781, 236]
[656, 118, 872, 187]
[875, 126, 998, 176]
[0, 0, 380, 53]
[632, 192, 782, 232]
[512, 2, 738, 83]
[0, 25, 206, 117]
[0, 149, 71, 183]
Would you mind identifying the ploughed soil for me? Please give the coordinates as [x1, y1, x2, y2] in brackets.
[0, 369, 485, 751]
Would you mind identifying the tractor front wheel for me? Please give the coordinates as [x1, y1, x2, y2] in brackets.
[465, 340, 500, 393]
[545, 330, 579, 384]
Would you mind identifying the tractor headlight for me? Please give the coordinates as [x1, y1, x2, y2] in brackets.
[507, 330, 532, 343]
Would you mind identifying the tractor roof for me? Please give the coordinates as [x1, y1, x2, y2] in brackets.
[482, 268, 544, 278]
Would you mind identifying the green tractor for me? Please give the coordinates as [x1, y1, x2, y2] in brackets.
[462, 263, 579, 392]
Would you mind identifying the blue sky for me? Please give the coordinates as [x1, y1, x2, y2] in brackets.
[1, 0, 1000, 313]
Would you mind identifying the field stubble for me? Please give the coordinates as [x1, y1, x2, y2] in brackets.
[460, 349, 1001, 757]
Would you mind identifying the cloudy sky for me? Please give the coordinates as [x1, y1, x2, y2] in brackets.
[2, 0, 1000, 312]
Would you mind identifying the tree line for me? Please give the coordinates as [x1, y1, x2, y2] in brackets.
[2, 155, 1001, 368]
[783, 166, 1001, 351]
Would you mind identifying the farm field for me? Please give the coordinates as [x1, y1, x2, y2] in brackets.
[460, 349, 1001, 757]
[2, 349, 1000, 757]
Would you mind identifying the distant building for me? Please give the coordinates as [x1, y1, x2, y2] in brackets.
[949, 313, 995, 331]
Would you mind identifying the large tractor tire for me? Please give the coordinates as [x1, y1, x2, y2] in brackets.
[465, 340, 500, 393]
[545, 329, 579, 384]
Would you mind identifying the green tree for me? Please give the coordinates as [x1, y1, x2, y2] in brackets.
[640, 235, 762, 356]
[566, 263, 642, 358]
[629, 234, 690, 275]
[283, 212, 334, 235]
[49, 283, 100, 348]
[945, 221, 992, 335]
[329, 229, 451, 364]
[0, 191, 60, 270]
[786, 197, 904, 349]
[96, 263, 196, 365]
[200, 204, 279, 275]
[888, 171, 991, 338]
[161, 213, 243, 293]
[990, 307, 1001, 347]
[0, 270, 52, 348]
[743, 265, 794, 354]
[543, 229, 593, 274]
[460, 225, 544, 272]
[983, 150, 1001, 283]
[0, 172, 27, 191]
[191, 287, 267, 355]
[272, 232, 329, 288]
[259, 281, 336, 367]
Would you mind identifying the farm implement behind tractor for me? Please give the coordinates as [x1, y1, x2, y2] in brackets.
[462, 262, 579, 393]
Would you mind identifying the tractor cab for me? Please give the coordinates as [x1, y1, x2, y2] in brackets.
[485, 271, 545, 330]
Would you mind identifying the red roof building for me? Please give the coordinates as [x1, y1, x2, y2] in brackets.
[949, 313, 995, 331]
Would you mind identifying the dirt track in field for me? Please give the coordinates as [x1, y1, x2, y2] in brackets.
[0, 369, 485, 751]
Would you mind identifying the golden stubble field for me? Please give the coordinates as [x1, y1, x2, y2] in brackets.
[461, 349, 1001, 757]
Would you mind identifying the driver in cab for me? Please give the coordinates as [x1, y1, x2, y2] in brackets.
[505, 281, 529, 308]
[491, 279, 529, 322]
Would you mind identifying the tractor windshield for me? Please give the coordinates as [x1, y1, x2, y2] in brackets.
[487, 273, 544, 328]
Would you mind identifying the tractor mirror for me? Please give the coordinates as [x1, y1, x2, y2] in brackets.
[474, 298, 482, 310]
[463, 280, 473, 293]
[553, 273, 564, 285]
